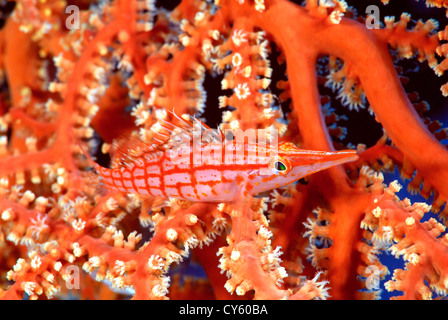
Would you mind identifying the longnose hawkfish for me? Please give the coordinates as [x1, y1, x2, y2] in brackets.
[90, 112, 358, 203]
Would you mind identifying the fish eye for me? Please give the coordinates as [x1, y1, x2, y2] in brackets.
[269, 156, 291, 175]
[274, 161, 287, 172]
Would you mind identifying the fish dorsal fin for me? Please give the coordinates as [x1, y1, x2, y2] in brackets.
[109, 111, 224, 168]
[150, 110, 224, 150]
[110, 132, 156, 168]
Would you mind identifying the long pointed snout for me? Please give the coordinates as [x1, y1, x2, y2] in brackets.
[318, 149, 359, 165]
[288, 149, 358, 174]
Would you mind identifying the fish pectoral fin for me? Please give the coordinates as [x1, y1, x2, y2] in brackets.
[139, 196, 167, 227]
[228, 179, 255, 242]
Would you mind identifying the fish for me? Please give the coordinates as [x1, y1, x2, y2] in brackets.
[89, 112, 358, 203]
